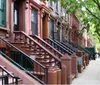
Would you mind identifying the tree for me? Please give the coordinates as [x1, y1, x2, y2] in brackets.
[41, 0, 100, 43]
[61, 0, 100, 43]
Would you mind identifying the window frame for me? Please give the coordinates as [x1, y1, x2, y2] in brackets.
[0, 0, 6, 27]
[31, 8, 38, 35]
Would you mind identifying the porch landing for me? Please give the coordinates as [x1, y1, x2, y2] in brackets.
[71, 58, 100, 85]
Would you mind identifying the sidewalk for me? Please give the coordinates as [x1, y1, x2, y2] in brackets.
[71, 58, 100, 85]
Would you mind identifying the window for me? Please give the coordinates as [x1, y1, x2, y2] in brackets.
[49, 19, 54, 39]
[14, 10, 18, 25]
[49, 0, 53, 7]
[55, 2, 58, 12]
[0, 0, 6, 27]
[31, 8, 38, 35]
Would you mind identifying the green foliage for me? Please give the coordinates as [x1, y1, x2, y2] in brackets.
[41, 0, 100, 44]
[97, 44, 100, 52]
[62, 0, 100, 44]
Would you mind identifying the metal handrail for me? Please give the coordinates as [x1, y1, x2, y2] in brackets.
[0, 64, 19, 84]
[75, 43, 91, 54]
[54, 40, 73, 54]
[0, 37, 45, 68]
[14, 31, 61, 69]
[14, 31, 61, 61]
[68, 41, 91, 54]
[0, 38, 46, 84]
[30, 35, 63, 57]
[0, 65, 15, 77]
[61, 42, 78, 52]
[0, 51, 45, 84]
[43, 38, 73, 55]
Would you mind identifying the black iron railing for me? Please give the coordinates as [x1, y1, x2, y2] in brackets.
[61, 42, 78, 52]
[30, 35, 64, 59]
[43, 38, 73, 55]
[68, 41, 91, 54]
[0, 65, 19, 85]
[0, 37, 47, 84]
[76, 43, 91, 54]
[54, 40, 74, 55]
[14, 31, 61, 69]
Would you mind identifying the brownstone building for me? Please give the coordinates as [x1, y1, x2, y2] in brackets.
[0, 0, 90, 85]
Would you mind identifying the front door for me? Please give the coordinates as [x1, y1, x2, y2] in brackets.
[49, 19, 54, 39]
[14, 1, 19, 31]
[31, 8, 38, 35]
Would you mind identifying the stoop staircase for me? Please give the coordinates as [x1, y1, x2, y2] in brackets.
[7, 31, 63, 84]
[63, 41, 90, 72]
[43, 38, 89, 77]
[11, 31, 62, 68]
[61, 41, 78, 52]
[0, 37, 46, 84]
[30, 35, 65, 58]
[63, 40, 90, 55]
[0, 31, 78, 84]
[43, 38, 75, 55]
[55, 40, 78, 53]
[30, 35, 77, 81]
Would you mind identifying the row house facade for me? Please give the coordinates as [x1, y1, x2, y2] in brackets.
[0, 0, 91, 85]
[87, 36, 94, 47]
[47, 0, 74, 42]
[47, 0, 66, 41]
[0, 0, 51, 38]
[70, 14, 79, 43]
[0, 0, 89, 47]
[82, 29, 88, 47]
[69, 14, 89, 48]
[0, 0, 84, 44]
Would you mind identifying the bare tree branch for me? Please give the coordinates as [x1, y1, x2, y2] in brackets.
[96, 0, 100, 5]
[92, 0, 100, 10]
[96, 0, 100, 9]
[93, 0, 98, 4]
[85, 7, 100, 20]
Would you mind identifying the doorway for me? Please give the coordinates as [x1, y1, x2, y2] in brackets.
[14, 0, 25, 31]
[42, 14, 49, 38]
[14, 1, 20, 31]
[49, 19, 54, 39]
[31, 8, 38, 35]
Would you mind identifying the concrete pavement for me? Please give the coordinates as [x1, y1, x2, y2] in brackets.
[71, 58, 100, 85]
